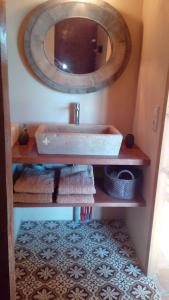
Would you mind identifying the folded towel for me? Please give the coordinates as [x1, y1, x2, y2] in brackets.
[14, 167, 55, 194]
[58, 165, 96, 195]
[57, 194, 94, 204]
[61, 165, 90, 177]
[14, 193, 53, 203]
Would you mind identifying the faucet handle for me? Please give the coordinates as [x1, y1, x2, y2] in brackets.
[74, 103, 80, 125]
[75, 103, 80, 110]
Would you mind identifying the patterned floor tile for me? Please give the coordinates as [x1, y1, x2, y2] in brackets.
[15, 220, 161, 299]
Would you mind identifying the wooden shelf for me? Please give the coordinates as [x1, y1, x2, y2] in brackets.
[12, 138, 150, 166]
[14, 181, 145, 208]
[13, 139, 148, 208]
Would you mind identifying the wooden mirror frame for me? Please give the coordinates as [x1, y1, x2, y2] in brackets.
[24, 0, 131, 93]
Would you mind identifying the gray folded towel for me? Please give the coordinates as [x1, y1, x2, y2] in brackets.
[58, 165, 96, 195]
[61, 165, 90, 177]
[57, 194, 94, 204]
[14, 193, 53, 203]
[14, 167, 55, 194]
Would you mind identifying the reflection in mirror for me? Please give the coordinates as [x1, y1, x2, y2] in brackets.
[44, 17, 112, 74]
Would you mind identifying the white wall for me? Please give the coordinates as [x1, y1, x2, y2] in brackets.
[14, 208, 22, 239]
[6, 0, 143, 228]
[148, 96, 169, 289]
[6, 0, 142, 135]
[126, 0, 169, 272]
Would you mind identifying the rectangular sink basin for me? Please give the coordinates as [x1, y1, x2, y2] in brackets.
[35, 124, 123, 156]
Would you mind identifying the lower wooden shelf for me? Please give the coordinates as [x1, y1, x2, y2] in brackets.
[13, 183, 145, 208]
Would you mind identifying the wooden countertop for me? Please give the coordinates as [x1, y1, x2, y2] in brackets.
[12, 138, 150, 166]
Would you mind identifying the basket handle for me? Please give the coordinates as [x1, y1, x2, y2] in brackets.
[117, 170, 135, 180]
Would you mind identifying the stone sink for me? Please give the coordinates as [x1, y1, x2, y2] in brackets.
[35, 124, 123, 156]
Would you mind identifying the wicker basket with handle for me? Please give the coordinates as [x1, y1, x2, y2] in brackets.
[104, 166, 141, 200]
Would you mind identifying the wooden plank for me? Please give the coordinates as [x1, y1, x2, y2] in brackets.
[12, 137, 150, 165]
[14, 197, 145, 207]
[14, 182, 145, 208]
[0, 1, 16, 299]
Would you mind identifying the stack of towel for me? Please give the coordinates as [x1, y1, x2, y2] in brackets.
[13, 166, 55, 203]
[57, 165, 96, 204]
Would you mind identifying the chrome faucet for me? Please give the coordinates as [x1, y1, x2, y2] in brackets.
[74, 103, 80, 125]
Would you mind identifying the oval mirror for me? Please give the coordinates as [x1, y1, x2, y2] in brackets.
[44, 18, 112, 74]
[24, 0, 131, 93]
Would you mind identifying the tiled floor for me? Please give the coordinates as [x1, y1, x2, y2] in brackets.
[15, 220, 161, 300]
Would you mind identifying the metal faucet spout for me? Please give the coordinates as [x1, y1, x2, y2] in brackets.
[74, 103, 80, 125]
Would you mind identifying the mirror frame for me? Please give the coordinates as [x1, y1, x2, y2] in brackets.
[24, 0, 131, 93]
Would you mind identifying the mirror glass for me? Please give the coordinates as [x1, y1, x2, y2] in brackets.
[44, 17, 112, 74]
[24, 0, 131, 93]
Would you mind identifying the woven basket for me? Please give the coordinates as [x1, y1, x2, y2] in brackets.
[104, 166, 141, 200]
